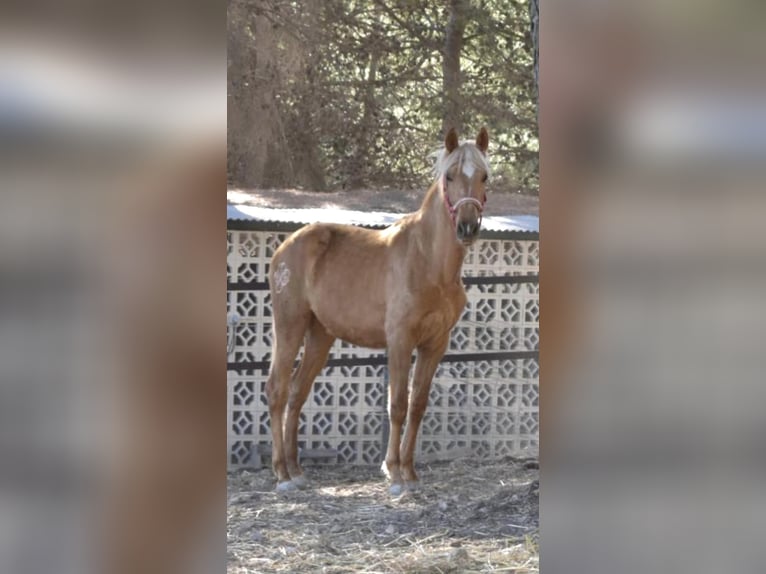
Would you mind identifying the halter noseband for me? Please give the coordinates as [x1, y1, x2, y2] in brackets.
[440, 174, 486, 228]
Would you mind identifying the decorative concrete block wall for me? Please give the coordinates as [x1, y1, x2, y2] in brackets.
[227, 225, 539, 468]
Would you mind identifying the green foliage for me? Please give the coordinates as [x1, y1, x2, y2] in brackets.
[229, 0, 538, 194]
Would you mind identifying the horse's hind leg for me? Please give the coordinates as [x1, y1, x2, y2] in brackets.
[283, 317, 335, 488]
[266, 313, 309, 491]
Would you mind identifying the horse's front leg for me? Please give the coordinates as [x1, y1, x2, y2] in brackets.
[400, 338, 449, 489]
[383, 344, 414, 495]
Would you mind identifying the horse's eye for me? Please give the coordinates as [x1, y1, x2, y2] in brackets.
[482, 174, 488, 183]
[446, 174, 453, 182]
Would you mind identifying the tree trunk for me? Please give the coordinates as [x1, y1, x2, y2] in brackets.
[442, 0, 469, 135]
[530, 0, 539, 104]
[290, 87, 328, 191]
[227, 2, 291, 188]
[348, 48, 380, 189]
[289, 0, 327, 191]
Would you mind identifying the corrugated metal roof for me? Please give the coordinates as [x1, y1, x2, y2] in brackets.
[227, 204, 539, 234]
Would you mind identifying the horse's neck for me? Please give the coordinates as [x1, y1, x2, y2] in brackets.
[415, 182, 466, 284]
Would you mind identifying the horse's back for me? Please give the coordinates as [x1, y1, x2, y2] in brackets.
[272, 222, 385, 275]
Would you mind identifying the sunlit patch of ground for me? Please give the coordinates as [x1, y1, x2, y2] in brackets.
[227, 457, 539, 573]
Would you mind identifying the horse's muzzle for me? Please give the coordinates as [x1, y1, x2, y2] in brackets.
[456, 221, 480, 244]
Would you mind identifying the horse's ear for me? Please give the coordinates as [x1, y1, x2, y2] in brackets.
[476, 127, 489, 154]
[445, 128, 459, 154]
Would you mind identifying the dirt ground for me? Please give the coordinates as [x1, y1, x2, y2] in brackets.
[227, 457, 539, 574]
[228, 188, 539, 216]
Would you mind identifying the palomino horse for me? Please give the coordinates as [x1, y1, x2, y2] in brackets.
[267, 127, 490, 494]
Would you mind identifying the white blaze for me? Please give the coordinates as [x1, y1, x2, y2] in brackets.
[462, 162, 475, 179]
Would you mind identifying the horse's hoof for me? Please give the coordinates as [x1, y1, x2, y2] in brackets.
[405, 480, 420, 492]
[389, 483, 405, 497]
[290, 474, 309, 490]
[275, 480, 297, 492]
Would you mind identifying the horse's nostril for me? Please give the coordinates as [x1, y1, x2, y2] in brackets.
[457, 222, 479, 239]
